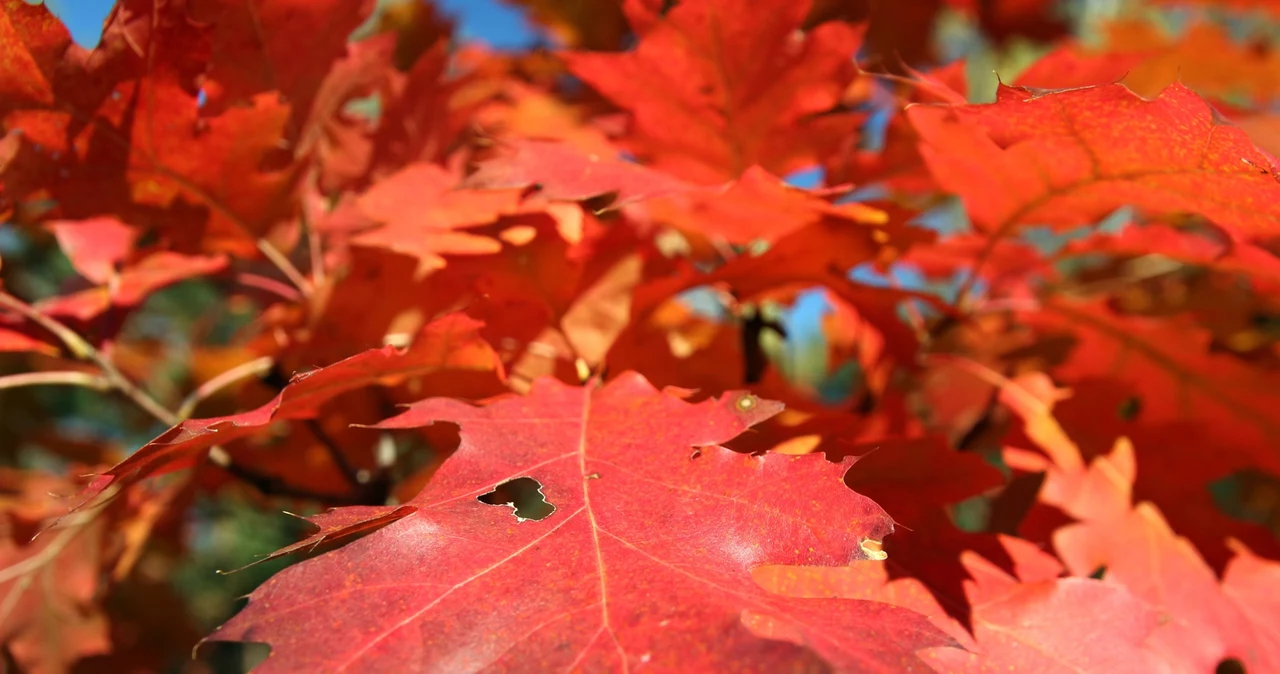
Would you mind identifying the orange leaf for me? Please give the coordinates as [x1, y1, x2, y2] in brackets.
[908, 83, 1280, 241]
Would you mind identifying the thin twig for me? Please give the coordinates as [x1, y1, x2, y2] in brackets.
[951, 235, 999, 312]
[176, 356, 274, 420]
[300, 186, 327, 289]
[304, 419, 365, 490]
[0, 292, 177, 425]
[218, 460, 362, 505]
[0, 292, 336, 499]
[0, 483, 120, 629]
[0, 370, 111, 392]
[235, 272, 303, 303]
[0, 525, 82, 625]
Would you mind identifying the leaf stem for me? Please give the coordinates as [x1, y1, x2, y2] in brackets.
[176, 356, 274, 420]
[0, 292, 353, 504]
[216, 458, 363, 505]
[304, 419, 367, 491]
[0, 370, 111, 392]
[0, 292, 178, 426]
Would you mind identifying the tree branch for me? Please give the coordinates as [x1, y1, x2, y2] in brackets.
[0, 292, 177, 425]
[0, 370, 111, 393]
[304, 419, 365, 491]
[177, 356, 274, 420]
[0, 292, 366, 505]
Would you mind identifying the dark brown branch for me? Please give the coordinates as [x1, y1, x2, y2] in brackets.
[304, 419, 365, 489]
[217, 460, 363, 505]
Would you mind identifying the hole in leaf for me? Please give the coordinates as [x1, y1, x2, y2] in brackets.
[1088, 565, 1107, 580]
[478, 477, 556, 522]
[858, 538, 887, 561]
[1117, 396, 1142, 421]
[1216, 658, 1246, 674]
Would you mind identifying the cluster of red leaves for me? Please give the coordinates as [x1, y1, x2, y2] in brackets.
[3, 0, 1280, 672]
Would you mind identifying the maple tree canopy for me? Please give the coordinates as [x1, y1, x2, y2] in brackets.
[2, 0, 1280, 672]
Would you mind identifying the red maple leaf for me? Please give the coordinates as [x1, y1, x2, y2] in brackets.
[187, 0, 375, 121]
[206, 374, 957, 672]
[754, 536, 1166, 673]
[909, 82, 1280, 241]
[564, 0, 865, 182]
[1, 0, 301, 256]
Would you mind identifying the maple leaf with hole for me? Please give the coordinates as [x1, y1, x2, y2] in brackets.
[908, 82, 1280, 241]
[564, 0, 865, 183]
[68, 313, 504, 510]
[206, 373, 956, 672]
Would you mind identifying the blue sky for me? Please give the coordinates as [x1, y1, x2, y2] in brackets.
[51, 0, 539, 50]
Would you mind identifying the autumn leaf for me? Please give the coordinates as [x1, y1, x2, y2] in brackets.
[908, 82, 1280, 241]
[921, 552, 1166, 673]
[463, 139, 695, 209]
[0, 468, 179, 674]
[0, 324, 58, 355]
[188, 0, 375, 120]
[646, 165, 880, 244]
[1032, 296, 1280, 475]
[1008, 437, 1280, 672]
[564, 0, 865, 182]
[1099, 20, 1280, 102]
[0, 477, 111, 674]
[207, 373, 957, 672]
[37, 251, 228, 322]
[1221, 540, 1280, 662]
[8, 0, 1280, 671]
[47, 217, 139, 285]
[1, 0, 301, 256]
[1011, 43, 1149, 91]
[352, 162, 521, 274]
[754, 536, 1167, 674]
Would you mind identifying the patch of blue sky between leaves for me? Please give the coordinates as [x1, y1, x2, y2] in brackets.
[781, 289, 830, 342]
[677, 286, 732, 321]
[783, 166, 825, 189]
[50, 0, 541, 54]
[435, 0, 539, 50]
[37, 0, 114, 50]
[1018, 206, 1131, 255]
